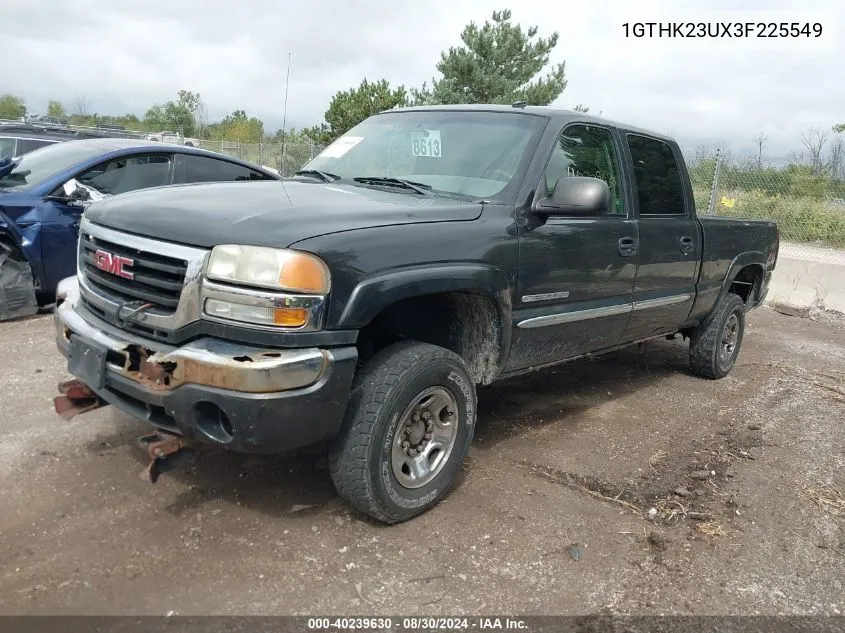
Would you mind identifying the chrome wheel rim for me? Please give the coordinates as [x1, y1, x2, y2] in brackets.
[391, 386, 459, 489]
[719, 313, 740, 364]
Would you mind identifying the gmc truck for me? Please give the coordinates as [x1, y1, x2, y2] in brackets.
[52, 105, 779, 523]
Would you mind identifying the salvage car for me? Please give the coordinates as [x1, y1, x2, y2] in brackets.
[0, 138, 279, 320]
[0, 123, 83, 160]
[52, 105, 779, 523]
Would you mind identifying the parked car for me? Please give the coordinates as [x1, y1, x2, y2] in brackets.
[0, 124, 79, 160]
[144, 130, 197, 146]
[52, 105, 779, 523]
[0, 138, 280, 318]
[25, 114, 70, 128]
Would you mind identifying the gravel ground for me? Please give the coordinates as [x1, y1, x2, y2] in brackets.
[0, 307, 843, 616]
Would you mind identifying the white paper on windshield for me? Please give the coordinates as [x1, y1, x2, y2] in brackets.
[321, 136, 364, 158]
[410, 129, 441, 158]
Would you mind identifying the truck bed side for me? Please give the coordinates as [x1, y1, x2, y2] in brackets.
[688, 215, 778, 324]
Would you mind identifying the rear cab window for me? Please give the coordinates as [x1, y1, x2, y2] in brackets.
[626, 134, 688, 216]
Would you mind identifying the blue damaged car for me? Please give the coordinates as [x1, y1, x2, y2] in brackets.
[0, 138, 279, 319]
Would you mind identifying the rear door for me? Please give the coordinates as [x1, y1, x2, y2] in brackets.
[507, 122, 637, 372]
[622, 133, 700, 341]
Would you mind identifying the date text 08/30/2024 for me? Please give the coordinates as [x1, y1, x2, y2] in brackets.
[622, 22, 822, 38]
[307, 617, 528, 630]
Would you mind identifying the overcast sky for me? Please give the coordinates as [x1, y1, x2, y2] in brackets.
[2, 0, 841, 157]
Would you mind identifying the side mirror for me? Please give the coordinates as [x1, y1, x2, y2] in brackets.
[536, 176, 611, 216]
[69, 187, 91, 204]
[63, 179, 91, 203]
[45, 179, 92, 205]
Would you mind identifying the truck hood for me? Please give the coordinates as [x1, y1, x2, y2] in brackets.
[84, 180, 483, 248]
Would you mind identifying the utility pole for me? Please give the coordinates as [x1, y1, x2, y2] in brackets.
[281, 52, 291, 175]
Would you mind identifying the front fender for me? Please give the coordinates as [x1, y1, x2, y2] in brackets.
[0, 210, 25, 245]
[0, 210, 44, 291]
[338, 263, 512, 329]
[0, 211, 39, 319]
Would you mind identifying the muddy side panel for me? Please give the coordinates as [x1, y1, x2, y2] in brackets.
[0, 241, 38, 321]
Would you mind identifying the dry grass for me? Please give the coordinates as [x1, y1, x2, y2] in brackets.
[696, 521, 726, 538]
[648, 450, 669, 474]
[576, 484, 644, 517]
[805, 486, 845, 516]
[654, 498, 688, 522]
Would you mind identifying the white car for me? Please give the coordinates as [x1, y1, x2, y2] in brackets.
[144, 131, 198, 146]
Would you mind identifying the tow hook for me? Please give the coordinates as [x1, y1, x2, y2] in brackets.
[138, 431, 195, 483]
[53, 379, 107, 420]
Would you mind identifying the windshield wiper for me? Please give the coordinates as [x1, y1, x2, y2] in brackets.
[351, 177, 434, 195]
[293, 169, 339, 183]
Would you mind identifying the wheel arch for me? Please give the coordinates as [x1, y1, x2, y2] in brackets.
[340, 265, 513, 385]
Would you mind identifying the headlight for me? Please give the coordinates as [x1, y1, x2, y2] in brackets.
[206, 245, 331, 294]
[204, 298, 309, 327]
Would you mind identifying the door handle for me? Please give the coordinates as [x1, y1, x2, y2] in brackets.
[680, 236, 694, 254]
[618, 236, 638, 257]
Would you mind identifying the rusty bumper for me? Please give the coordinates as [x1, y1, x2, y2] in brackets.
[56, 280, 327, 394]
[54, 277, 358, 453]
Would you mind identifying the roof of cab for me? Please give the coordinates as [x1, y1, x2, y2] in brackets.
[388, 103, 677, 144]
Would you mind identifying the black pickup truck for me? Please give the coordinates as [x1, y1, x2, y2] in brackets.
[52, 105, 779, 523]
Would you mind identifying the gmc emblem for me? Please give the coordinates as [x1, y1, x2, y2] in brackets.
[93, 249, 134, 280]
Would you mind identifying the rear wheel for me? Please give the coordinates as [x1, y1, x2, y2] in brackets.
[329, 341, 476, 523]
[689, 292, 746, 379]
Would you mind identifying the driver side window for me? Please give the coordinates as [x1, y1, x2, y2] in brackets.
[78, 154, 174, 196]
[543, 125, 625, 215]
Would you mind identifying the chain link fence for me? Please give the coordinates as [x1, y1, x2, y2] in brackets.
[194, 139, 326, 176]
[685, 149, 845, 249]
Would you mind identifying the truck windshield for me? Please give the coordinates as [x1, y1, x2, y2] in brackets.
[302, 111, 546, 200]
[0, 141, 105, 191]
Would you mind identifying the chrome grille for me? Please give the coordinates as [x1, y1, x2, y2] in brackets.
[80, 232, 188, 311]
[77, 218, 208, 334]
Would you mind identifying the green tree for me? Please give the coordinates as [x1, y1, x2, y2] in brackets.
[0, 94, 26, 120]
[47, 100, 66, 118]
[573, 104, 590, 113]
[143, 90, 203, 136]
[143, 104, 168, 130]
[302, 123, 333, 145]
[412, 9, 567, 106]
[207, 110, 264, 142]
[834, 123, 845, 134]
[316, 79, 407, 142]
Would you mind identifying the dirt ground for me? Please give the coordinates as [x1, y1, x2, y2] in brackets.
[0, 307, 843, 616]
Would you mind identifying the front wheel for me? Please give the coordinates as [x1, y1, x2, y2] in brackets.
[689, 292, 746, 379]
[329, 341, 477, 523]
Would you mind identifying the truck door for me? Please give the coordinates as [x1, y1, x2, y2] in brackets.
[622, 133, 700, 341]
[507, 123, 637, 372]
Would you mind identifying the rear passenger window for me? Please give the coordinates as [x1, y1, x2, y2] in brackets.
[0, 138, 16, 159]
[16, 139, 58, 155]
[543, 125, 625, 214]
[184, 155, 272, 183]
[627, 135, 686, 215]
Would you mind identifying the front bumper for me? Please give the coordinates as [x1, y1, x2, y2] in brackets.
[54, 277, 357, 453]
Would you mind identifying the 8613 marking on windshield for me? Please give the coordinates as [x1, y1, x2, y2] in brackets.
[411, 129, 442, 157]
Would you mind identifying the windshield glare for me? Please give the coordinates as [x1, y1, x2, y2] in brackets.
[0, 141, 106, 190]
[302, 111, 545, 199]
